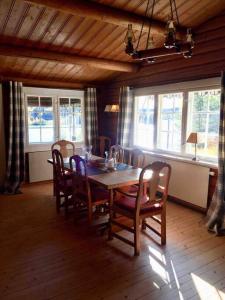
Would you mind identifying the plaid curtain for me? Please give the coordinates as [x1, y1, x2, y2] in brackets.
[84, 87, 98, 146]
[207, 72, 225, 234]
[116, 86, 134, 147]
[4, 81, 25, 194]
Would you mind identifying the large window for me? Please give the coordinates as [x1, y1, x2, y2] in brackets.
[133, 81, 220, 161]
[25, 88, 84, 147]
[158, 93, 183, 152]
[187, 89, 220, 158]
[59, 98, 82, 142]
[134, 95, 155, 149]
[27, 96, 54, 144]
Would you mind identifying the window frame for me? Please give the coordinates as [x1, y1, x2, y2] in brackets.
[133, 78, 221, 162]
[24, 87, 85, 152]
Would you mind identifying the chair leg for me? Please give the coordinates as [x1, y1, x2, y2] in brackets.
[56, 192, 60, 213]
[65, 195, 69, 217]
[88, 202, 93, 225]
[141, 219, 146, 230]
[161, 211, 166, 245]
[108, 189, 114, 241]
[134, 218, 140, 256]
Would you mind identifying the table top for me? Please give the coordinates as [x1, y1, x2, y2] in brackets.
[47, 156, 149, 190]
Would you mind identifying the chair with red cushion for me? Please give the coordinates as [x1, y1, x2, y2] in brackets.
[52, 149, 74, 215]
[109, 145, 125, 163]
[109, 161, 171, 256]
[69, 155, 109, 225]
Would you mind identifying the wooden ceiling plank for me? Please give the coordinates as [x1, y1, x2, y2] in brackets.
[0, 0, 15, 35]
[76, 23, 117, 56]
[28, 8, 57, 42]
[0, 74, 87, 89]
[13, 3, 32, 36]
[25, 0, 186, 37]
[0, 44, 138, 72]
[40, 13, 72, 46]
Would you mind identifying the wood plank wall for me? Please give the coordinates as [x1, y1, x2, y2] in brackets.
[97, 12, 225, 142]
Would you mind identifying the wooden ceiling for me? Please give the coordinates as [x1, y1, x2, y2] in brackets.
[0, 0, 225, 88]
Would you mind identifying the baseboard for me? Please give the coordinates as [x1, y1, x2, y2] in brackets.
[168, 195, 207, 214]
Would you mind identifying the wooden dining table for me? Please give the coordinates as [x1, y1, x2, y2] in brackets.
[47, 156, 149, 223]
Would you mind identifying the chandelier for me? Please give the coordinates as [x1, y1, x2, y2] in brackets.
[124, 0, 194, 63]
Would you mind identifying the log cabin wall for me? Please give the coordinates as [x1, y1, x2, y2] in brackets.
[97, 12, 225, 142]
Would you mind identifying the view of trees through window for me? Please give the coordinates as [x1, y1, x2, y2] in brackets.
[134, 95, 155, 149]
[59, 98, 82, 142]
[187, 89, 220, 158]
[134, 87, 220, 160]
[27, 95, 83, 144]
[27, 96, 54, 143]
[158, 93, 183, 152]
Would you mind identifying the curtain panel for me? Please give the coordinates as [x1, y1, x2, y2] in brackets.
[4, 81, 25, 194]
[207, 72, 225, 234]
[84, 87, 98, 146]
[116, 86, 134, 147]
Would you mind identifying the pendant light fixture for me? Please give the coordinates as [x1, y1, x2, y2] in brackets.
[124, 0, 194, 62]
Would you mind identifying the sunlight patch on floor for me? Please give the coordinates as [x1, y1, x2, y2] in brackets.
[191, 273, 225, 300]
[148, 246, 170, 285]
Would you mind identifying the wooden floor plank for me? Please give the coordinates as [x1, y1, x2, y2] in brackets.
[0, 182, 224, 300]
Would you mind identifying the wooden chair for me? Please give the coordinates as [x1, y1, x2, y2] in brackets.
[109, 161, 171, 256]
[94, 136, 111, 157]
[69, 155, 109, 225]
[128, 148, 145, 168]
[52, 149, 74, 215]
[109, 145, 125, 163]
[120, 148, 146, 194]
[51, 140, 75, 196]
[51, 140, 75, 158]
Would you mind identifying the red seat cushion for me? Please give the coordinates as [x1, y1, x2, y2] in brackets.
[114, 195, 163, 214]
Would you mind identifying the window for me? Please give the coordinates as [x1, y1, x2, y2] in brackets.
[59, 98, 83, 142]
[134, 95, 155, 149]
[133, 79, 220, 161]
[157, 93, 183, 152]
[187, 89, 220, 158]
[27, 96, 54, 144]
[25, 88, 84, 147]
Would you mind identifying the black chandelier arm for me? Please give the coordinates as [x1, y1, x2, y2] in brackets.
[146, 0, 156, 50]
[132, 42, 192, 60]
[136, 0, 151, 51]
[172, 0, 180, 26]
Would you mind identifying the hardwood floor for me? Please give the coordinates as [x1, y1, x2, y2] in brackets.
[0, 182, 225, 300]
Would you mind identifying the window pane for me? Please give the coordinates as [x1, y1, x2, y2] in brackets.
[187, 89, 220, 158]
[27, 96, 54, 143]
[158, 93, 183, 152]
[59, 98, 82, 142]
[134, 95, 155, 149]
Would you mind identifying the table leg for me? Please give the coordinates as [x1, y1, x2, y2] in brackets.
[108, 188, 113, 240]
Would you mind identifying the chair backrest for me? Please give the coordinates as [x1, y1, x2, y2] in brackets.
[109, 145, 124, 163]
[128, 148, 145, 168]
[69, 155, 89, 195]
[52, 149, 65, 183]
[51, 140, 75, 158]
[69, 155, 87, 177]
[136, 161, 171, 211]
[95, 136, 111, 157]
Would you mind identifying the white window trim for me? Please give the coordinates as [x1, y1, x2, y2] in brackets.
[24, 87, 85, 152]
[133, 77, 221, 163]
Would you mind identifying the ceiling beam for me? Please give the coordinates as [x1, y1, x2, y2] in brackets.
[0, 44, 139, 72]
[0, 74, 87, 89]
[25, 0, 187, 37]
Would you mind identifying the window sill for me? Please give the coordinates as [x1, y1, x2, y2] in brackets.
[142, 150, 218, 169]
